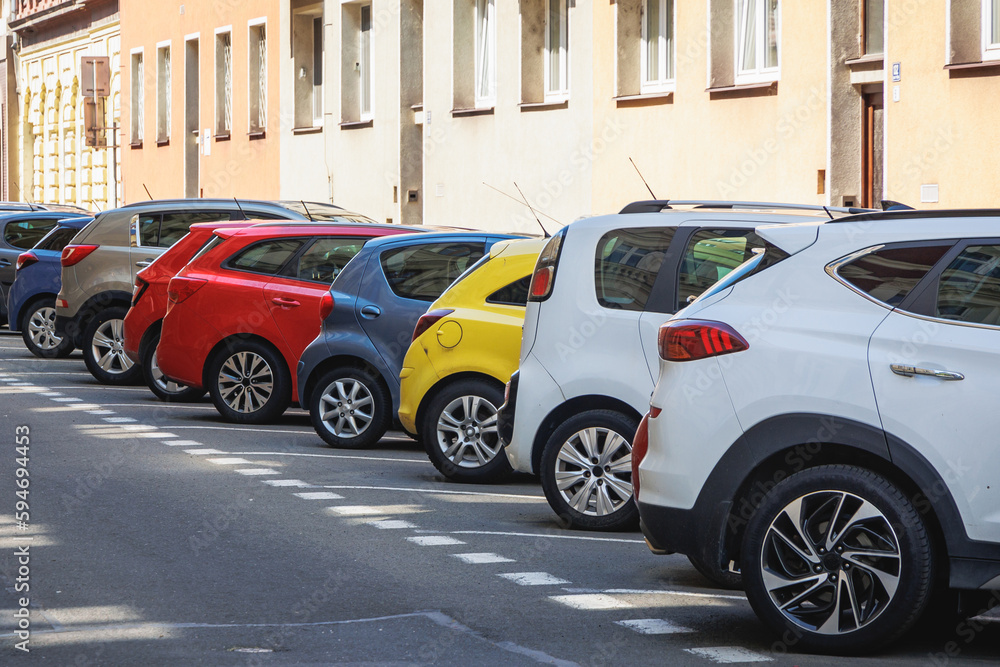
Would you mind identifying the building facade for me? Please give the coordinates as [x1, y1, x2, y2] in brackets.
[11, 0, 120, 210]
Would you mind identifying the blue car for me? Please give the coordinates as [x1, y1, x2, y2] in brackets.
[7, 215, 93, 357]
[297, 230, 520, 449]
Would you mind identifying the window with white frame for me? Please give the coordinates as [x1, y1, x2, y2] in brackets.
[130, 49, 144, 145]
[215, 29, 233, 135]
[313, 15, 325, 123]
[475, 0, 496, 106]
[863, 0, 884, 56]
[736, 0, 779, 82]
[249, 21, 267, 133]
[545, 0, 568, 100]
[360, 5, 372, 119]
[642, 0, 675, 92]
[986, 0, 1000, 58]
[156, 44, 170, 142]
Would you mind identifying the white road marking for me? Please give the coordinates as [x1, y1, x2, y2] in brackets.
[206, 458, 253, 465]
[185, 449, 226, 456]
[549, 594, 633, 610]
[319, 485, 544, 500]
[364, 519, 417, 529]
[86, 410, 116, 415]
[293, 492, 345, 500]
[51, 397, 83, 402]
[616, 618, 694, 635]
[498, 572, 569, 586]
[103, 417, 137, 423]
[99, 403, 218, 410]
[46, 386, 147, 391]
[451, 553, 515, 564]
[406, 536, 465, 547]
[120, 424, 158, 432]
[602, 589, 747, 602]
[683, 647, 773, 663]
[41, 392, 64, 397]
[230, 451, 426, 464]
[161, 425, 315, 435]
[261, 480, 314, 488]
[451, 530, 644, 544]
[136, 432, 178, 439]
[327, 506, 391, 516]
[8, 382, 34, 386]
[235, 469, 280, 476]
[164, 440, 202, 447]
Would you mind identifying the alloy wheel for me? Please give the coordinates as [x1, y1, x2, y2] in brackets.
[553, 427, 633, 517]
[319, 378, 375, 438]
[150, 349, 190, 395]
[759, 490, 902, 635]
[91, 319, 135, 374]
[27, 306, 62, 351]
[435, 395, 501, 468]
[217, 351, 274, 413]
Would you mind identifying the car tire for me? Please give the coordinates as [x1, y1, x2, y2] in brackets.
[687, 554, 743, 590]
[207, 339, 290, 424]
[141, 331, 207, 403]
[83, 307, 143, 385]
[310, 366, 391, 449]
[21, 297, 73, 359]
[741, 464, 933, 655]
[539, 410, 639, 531]
[421, 378, 512, 484]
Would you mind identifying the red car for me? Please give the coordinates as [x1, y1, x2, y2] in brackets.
[157, 222, 415, 424]
[124, 220, 258, 401]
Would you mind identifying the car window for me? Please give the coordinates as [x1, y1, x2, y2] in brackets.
[296, 237, 368, 284]
[3, 218, 59, 249]
[594, 227, 676, 311]
[35, 226, 81, 252]
[229, 239, 304, 275]
[137, 214, 161, 247]
[380, 242, 485, 301]
[159, 212, 235, 247]
[838, 244, 952, 307]
[935, 244, 1000, 326]
[486, 276, 531, 307]
[677, 229, 765, 309]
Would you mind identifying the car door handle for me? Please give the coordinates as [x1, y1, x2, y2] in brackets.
[271, 297, 300, 307]
[890, 364, 965, 381]
[135, 260, 154, 268]
[360, 305, 381, 319]
[0, 259, 10, 267]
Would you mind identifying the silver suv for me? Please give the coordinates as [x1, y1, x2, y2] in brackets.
[55, 199, 324, 385]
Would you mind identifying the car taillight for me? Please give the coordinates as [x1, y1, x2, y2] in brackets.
[527, 229, 565, 302]
[166, 277, 208, 305]
[132, 276, 149, 307]
[61, 244, 99, 267]
[632, 413, 651, 501]
[658, 320, 749, 362]
[412, 309, 455, 342]
[15, 252, 38, 272]
[319, 293, 335, 321]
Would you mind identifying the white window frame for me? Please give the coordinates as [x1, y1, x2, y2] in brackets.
[735, 0, 780, 84]
[985, 0, 1000, 60]
[214, 26, 233, 136]
[640, 0, 676, 93]
[248, 18, 268, 133]
[359, 5, 372, 121]
[475, 0, 497, 108]
[544, 0, 569, 102]
[156, 41, 171, 143]
[130, 47, 144, 145]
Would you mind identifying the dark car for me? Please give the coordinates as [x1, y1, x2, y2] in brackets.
[297, 230, 520, 449]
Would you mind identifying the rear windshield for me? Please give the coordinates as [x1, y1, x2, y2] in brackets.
[380, 242, 485, 302]
[594, 227, 676, 311]
[35, 225, 81, 252]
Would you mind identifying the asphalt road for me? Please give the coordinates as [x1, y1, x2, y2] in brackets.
[0, 329, 997, 666]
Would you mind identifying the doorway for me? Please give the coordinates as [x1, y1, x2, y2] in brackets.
[861, 91, 884, 209]
[185, 38, 200, 198]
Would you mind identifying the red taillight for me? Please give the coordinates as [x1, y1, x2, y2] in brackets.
[529, 266, 554, 299]
[412, 308, 455, 342]
[56, 298, 68, 309]
[527, 230, 564, 302]
[61, 244, 99, 267]
[658, 320, 749, 362]
[166, 277, 208, 305]
[632, 413, 651, 501]
[319, 293, 335, 321]
[15, 252, 38, 272]
[132, 276, 149, 307]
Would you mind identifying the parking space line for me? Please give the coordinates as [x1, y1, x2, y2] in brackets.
[615, 619, 694, 635]
[185, 449, 226, 455]
[229, 452, 426, 464]
[51, 397, 83, 402]
[261, 479, 314, 488]
[451, 553, 515, 564]
[407, 536, 465, 547]
[206, 458, 253, 465]
[683, 647, 773, 663]
[602, 589, 747, 602]
[498, 572, 569, 586]
[165, 425, 315, 435]
[164, 440, 203, 447]
[103, 417, 137, 423]
[364, 519, 417, 529]
[293, 492, 344, 500]
[235, 469, 280, 476]
[87, 410, 116, 415]
[40, 392, 64, 397]
[549, 594, 632, 610]
[319, 485, 543, 500]
[451, 530, 644, 544]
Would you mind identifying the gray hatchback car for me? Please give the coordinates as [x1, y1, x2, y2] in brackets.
[55, 199, 329, 385]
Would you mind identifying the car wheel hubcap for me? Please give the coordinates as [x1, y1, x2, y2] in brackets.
[435, 395, 501, 468]
[760, 490, 902, 635]
[319, 379, 374, 438]
[151, 349, 189, 395]
[91, 319, 134, 373]
[28, 306, 62, 350]
[554, 427, 632, 516]
[218, 351, 274, 413]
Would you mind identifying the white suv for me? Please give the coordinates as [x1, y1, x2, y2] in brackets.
[497, 201, 867, 539]
[635, 210, 1000, 653]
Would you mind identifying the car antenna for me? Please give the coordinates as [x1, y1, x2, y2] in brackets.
[629, 157, 657, 199]
[821, 206, 835, 220]
[513, 182, 550, 238]
[90, 199, 103, 212]
[142, 183, 154, 200]
[482, 183, 561, 233]
[10, 179, 36, 210]
[300, 200, 316, 221]
[233, 197, 249, 220]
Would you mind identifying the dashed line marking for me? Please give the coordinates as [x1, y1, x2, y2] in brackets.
[451, 553, 515, 564]
[41, 392, 64, 397]
[549, 594, 633, 610]
[327, 505, 390, 516]
[498, 572, 569, 586]
[235, 469, 280, 476]
[185, 449, 227, 456]
[120, 424, 158, 432]
[451, 530, 644, 544]
[261, 479, 314, 488]
[206, 458, 253, 465]
[103, 417, 137, 423]
[293, 492, 345, 500]
[51, 397, 83, 402]
[615, 619, 694, 635]
[406, 536, 465, 547]
[683, 647, 773, 663]
[318, 484, 544, 500]
[364, 519, 417, 530]
[86, 410, 116, 415]
[164, 440, 202, 447]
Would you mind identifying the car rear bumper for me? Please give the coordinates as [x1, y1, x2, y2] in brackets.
[123, 304, 155, 361]
[157, 306, 220, 389]
[500, 358, 564, 474]
[397, 344, 439, 436]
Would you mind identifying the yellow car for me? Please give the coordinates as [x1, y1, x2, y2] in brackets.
[399, 237, 545, 483]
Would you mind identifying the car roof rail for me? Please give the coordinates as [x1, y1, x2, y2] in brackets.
[619, 199, 876, 216]
[832, 208, 1000, 223]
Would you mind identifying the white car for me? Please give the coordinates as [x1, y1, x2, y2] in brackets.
[635, 209, 1000, 653]
[497, 200, 866, 538]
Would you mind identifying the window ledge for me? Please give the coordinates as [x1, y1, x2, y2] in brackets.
[519, 100, 569, 112]
[247, 131, 266, 140]
[156, 139, 169, 147]
[451, 107, 494, 117]
[292, 126, 323, 135]
[214, 133, 231, 142]
[707, 81, 778, 99]
[945, 60, 1000, 78]
[129, 141, 143, 149]
[844, 54, 884, 69]
[339, 119, 374, 130]
[615, 91, 674, 107]
[411, 103, 424, 111]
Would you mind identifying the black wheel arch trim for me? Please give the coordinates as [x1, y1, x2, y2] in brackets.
[58, 291, 134, 348]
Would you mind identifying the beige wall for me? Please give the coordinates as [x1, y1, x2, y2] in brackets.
[121, 0, 282, 203]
